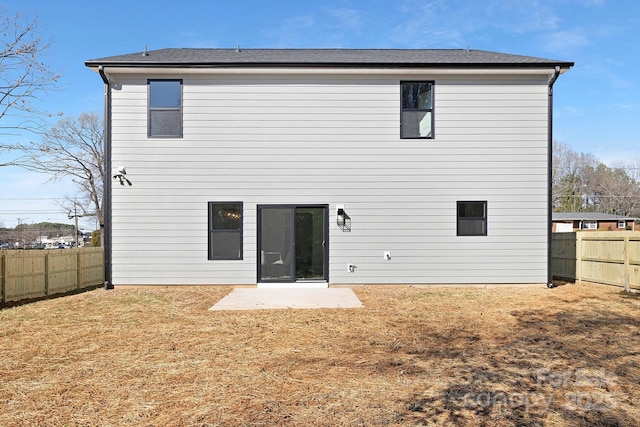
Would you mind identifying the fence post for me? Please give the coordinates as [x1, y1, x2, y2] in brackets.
[1, 252, 5, 303]
[44, 252, 50, 296]
[576, 232, 582, 285]
[624, 234, 630, 293]
[77, 250, 82, 290]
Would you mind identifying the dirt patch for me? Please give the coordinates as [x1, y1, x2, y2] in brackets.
[0, 283, 638, 426]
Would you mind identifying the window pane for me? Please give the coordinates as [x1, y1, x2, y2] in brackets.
[259, 208, 293, 281]
[402, 82, 432, 109]
[150, 110, 182, 136]
[459, 202, 485, 218]
[458, 219, 486, 236]
[211, 204, 242, 229]
[150, 80, 181, 108]
[209, 232, 241, 259]
[401, 111, 432, 138]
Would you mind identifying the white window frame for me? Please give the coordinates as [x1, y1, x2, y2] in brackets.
[582, 221, 597, 230]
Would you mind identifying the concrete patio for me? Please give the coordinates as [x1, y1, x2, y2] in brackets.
[209, 288, 364, 311]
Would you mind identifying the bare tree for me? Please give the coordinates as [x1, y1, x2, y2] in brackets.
[10, 112, 104, 234]
[592, 162, 640, 217]
[0, 11, 59, 140]
[552, 141, 598, 212]
[553, 141, 640, 216]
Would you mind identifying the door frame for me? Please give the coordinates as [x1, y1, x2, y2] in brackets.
[257, 204, 329, 286]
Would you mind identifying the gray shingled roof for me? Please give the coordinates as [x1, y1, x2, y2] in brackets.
[86, 48, 573, 69]
[552, 212, 636, 221]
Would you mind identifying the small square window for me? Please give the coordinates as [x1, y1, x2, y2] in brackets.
[401, 81, 434, 139]
[148, 80, 182, 137]
[457, 201, 487, 236]
[617, 220, 625, 229]
[208, 202, 243, 260]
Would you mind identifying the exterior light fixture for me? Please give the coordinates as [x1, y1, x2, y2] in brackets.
[337, 206, 351, 232]
[337, 208, 345, 227]
[113, 166, 132, 186]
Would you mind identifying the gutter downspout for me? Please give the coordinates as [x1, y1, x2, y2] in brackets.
[98, 66, 114, 290]
[547, 66, 561, 289]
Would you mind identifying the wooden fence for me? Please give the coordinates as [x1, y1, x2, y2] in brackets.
[552, 231, 640, 291]
[0, 247, 104, 303]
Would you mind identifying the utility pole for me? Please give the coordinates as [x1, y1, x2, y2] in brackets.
[67, 202, 95, 248]
[68, 203, 80, 248]
[16, 217, 27, 249]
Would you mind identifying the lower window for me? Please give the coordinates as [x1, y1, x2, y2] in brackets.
[457, 201, 487, 236]
[208, 202, 243, 260]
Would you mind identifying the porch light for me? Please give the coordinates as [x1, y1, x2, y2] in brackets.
[337, 207, 351, 232]
[337, 208, 345, 227]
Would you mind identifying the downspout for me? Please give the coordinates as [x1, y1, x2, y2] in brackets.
[98, 66, 114, 290]
[547, 66, 560, 289]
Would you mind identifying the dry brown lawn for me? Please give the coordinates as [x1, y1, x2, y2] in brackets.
[0, 282, 638, 426]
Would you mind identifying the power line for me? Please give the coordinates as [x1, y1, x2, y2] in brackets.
[0, 197, 62, 201]
[0, 209, 66, 215]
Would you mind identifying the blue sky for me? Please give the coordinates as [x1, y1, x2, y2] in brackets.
[0, 0, 638, 229]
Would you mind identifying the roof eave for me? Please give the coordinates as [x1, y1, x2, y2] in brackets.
[86, 61, 574, 70]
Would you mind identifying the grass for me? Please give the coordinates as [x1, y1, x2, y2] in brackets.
[0, 282, 638, 426]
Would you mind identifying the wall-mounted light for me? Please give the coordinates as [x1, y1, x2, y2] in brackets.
[337, 208, 345, 227]
[113, 166, 132, 186]
[337, 206, 351, 232]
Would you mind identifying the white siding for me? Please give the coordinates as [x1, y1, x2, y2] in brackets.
[108, 72, 551, 285]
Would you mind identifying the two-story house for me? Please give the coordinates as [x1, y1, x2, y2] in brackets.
[85, 48, 572, 288]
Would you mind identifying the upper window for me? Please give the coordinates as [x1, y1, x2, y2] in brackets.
[148, 80, 182, 138]
[208, 202, 243, 260]
[582, 221, 597, 230]
[617, 220, 626, 229]
[457, 201, 487, 236]
[401, 81, 434, 139]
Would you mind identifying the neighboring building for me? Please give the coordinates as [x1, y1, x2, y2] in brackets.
[552, 212, 637, 232]
[85, 48, 572, 287]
